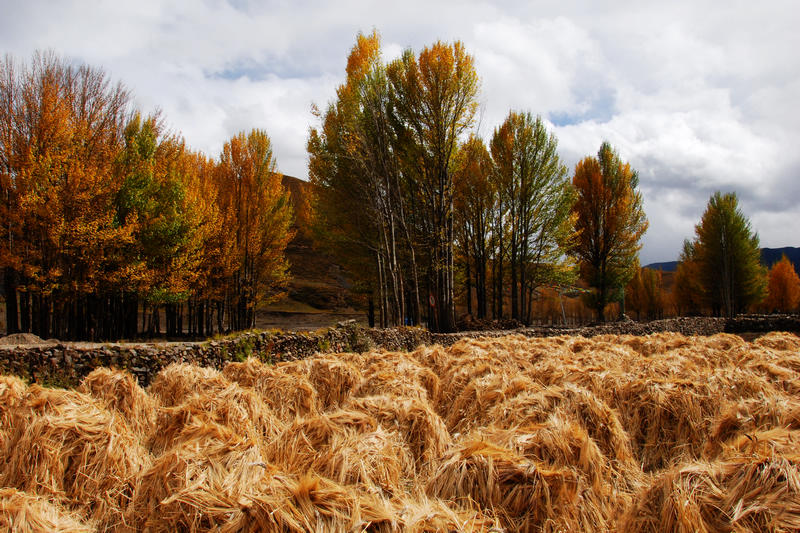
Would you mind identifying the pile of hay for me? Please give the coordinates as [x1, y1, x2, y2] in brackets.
[356, 352, 440, 404]
[266, 408, 379, 473]
[2, 329, 800, 531]
[129, 420, 268, 531]
[445, 372, 538, 433]
[345, 395, 452, 474]
[307, 356, 362, 410]
[78, 367, 156, 440]
[490, 384, 635, 472]
[311, 425, 414, 496]
[148, 362, 230, 407]
[606, 378, 720, 471]
[148, 382, 285, 456]
[241, 473, 398, 532]
[620, 449, 800, 532]
[426, 438, 580, 532]
[0, 385, 150, 526]
[0, 375, 26, 446]
[0, 488, 92, 533]
[393, 493, 502, 531]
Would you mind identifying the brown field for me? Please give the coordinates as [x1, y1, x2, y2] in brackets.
[1, 331, 799, 532]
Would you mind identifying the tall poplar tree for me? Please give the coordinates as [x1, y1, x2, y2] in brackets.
[572, 142, 648, 321]
[489, 111, 576, 323]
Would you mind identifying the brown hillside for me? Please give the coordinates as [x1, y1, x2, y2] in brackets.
[274, 175, 358, 313]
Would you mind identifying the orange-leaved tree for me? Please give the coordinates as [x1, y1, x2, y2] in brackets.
[765, 255, 800, 313]
[217, 129, 293, 331]
[572, 142, 648, 321]
[625, 266, 664, 320]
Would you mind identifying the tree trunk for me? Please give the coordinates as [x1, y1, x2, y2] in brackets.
[4, 267, 18, 334]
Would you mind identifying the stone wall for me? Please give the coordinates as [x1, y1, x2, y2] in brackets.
[1, 315, 798, 389]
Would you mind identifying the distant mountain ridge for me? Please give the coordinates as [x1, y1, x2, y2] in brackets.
[644, 246, 800, 275]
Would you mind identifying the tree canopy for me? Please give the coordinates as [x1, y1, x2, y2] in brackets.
[684, 191, 766, 317]
[1, 52, 294, 339]
[765, 254, 799, 313]
[572, 142, 648, 321]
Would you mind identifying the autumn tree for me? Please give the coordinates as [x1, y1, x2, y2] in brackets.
[489, 111, 577, 324]
[453, 135, 494, 319]
[310, 33, 479, 332]
[308, 31, 415, 327]
[674, 240, 704, 315]
[387, 41, 480, 332]
[0, 51, 132, 339]
[217, 129, 293, 331]
[689, 191, 766, 317]
[625, 266, 664, 320]
[763, 255, 799, 313]
[572, 142, 648, 321]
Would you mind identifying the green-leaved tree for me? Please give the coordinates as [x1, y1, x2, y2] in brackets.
[690, 191, 766, 317]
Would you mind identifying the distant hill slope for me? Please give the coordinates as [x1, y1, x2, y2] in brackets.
[644, 246, 800, 275]
[276, 175, 358, 311]
[644, 261, 679, 272]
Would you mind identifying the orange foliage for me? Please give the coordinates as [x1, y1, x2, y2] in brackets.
[765, 255, 800, 313]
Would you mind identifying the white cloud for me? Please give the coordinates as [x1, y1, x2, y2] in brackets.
[1, 0, 798, 263]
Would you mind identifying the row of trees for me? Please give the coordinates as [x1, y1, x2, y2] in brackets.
[1, 52, 293, 339]
[309, 32, 649, 330]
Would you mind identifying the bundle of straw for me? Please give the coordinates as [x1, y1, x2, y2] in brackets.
[357, 353, 441, 404]
[310, 425, 414, 495]
[265, 408, 378, 473]
[606, 378, 720, 471]
[490, 383, 634, 473]
[620, 450, 800, 532]
[346, 395, 452, 475]
[250, 367, 319, 421]
[436, 355, 507, 413]
[0, 488, 92, 533]
[393, 492, 502, 532]
[78, 367, 156, 440]
[704, 395, 800, 458]
[239, 473, 398, 532]
[148, 383, 285, 456]
[426, 439, 579, 532]
[129, 420, 268, 531]
[0, 375, 26, 447]
[445, 372, 538, 433]
[0, 385, 149, 525]
[754, 331, 800, 352]
[307, 356, 362, 411]
[221, 356, 271, 387]
[148, 363, 230, 407]
[475, 416, 637, 527]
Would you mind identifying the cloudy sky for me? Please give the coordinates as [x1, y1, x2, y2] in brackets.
[2, 0, 798, 264]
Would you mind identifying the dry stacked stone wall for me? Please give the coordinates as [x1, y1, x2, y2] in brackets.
[1, 315, 797, 388]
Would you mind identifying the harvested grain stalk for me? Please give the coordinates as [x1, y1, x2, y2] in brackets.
[426, 439, 579, 532]
[78, 367, 156, 440]
[346, 395, 452, 476]
[148, 363, 230, 408]
[148, 383, 285, 456]
[620, 450, 800, 532]
[237, 473, 398, 532]
[266, 408, 378, 473]
[0, 488, 92, 533]
[311, 425, 414, 496]
[0, 385, 149, 526]
[130, 420, 269, 531]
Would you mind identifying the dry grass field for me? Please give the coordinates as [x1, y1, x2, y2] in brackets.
[1, 331, 799, 532]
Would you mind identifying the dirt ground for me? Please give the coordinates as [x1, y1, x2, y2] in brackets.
[254, 311, 368, 332]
